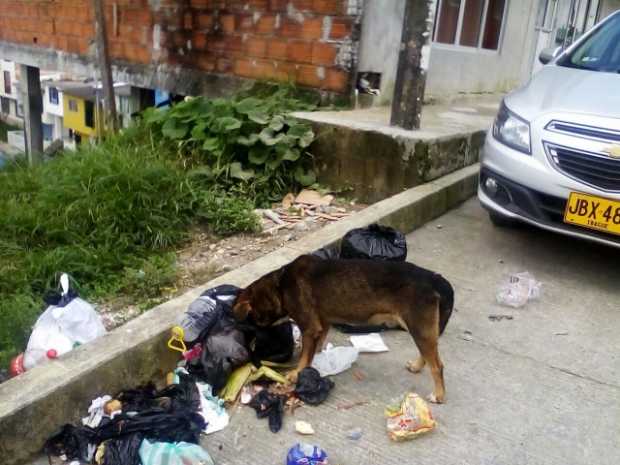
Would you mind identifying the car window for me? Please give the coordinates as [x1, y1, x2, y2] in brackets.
[559, 13, 620, 73]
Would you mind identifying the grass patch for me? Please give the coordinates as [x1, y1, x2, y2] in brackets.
[0, 87, 314, 368]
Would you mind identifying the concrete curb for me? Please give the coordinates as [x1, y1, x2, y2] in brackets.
[0, 164, 479, 465]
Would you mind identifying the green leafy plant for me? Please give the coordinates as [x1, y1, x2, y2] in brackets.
[141, 88, 317, 205]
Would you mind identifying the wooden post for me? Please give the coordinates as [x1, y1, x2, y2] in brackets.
[19, 64, 44, 164]
[390, 0, 435, 130]
[92, 0, 118, 132]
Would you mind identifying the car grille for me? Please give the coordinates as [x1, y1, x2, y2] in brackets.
[547, 145, 620, 191]
[546, 121, 620, 143]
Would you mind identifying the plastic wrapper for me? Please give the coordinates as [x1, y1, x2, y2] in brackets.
[496, 272, 541, 308]
[311, 344, 359, 377]
[139, 439, 214, 465]
[385, 392, 436, 441]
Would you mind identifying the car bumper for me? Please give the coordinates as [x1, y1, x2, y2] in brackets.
[479, 134, 620, 249]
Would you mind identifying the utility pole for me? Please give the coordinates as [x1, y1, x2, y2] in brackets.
[92, 0, 118, 132]
[390, 0, 435, 130]
[19, 64, 44, 164]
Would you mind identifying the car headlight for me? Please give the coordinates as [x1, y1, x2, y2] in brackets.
[493, 101, 531, 154]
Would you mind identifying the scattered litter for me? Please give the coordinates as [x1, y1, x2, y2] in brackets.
[346, 427, 363, 440]
[436, 224, 443, 229]
[263, 209, 285, 225]
[249, 390, 285, 433]
[295, 189, 334, 206]
[337, 401, 369, 411]
[385, 392, 436, 441]
[139, 439, 214, 465]
[82, 395, 113, 428]
[9, 353, 25, 377]
[24, 273, 106, 370]
[311, 344, 359, 376]
[350, 333, 389, 353]
[488, 314, 514, 322]
[340, 224, 407, 261]
[295, 421, 315, 435]
[496, 272, 541, 308]
[99, 433, 142, 465]
[459, 330, 473, 342]
[240, 385, 254, 404]
[554, 331, 569, 336]
[196, 382, 229, 434]
[294, 367, 334, 405]
[219, 363, 253, 403]
[286, 443, 328, 465]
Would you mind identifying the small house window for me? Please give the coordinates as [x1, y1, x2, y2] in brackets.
[1, 97, 9, 114]
[42, 123, 53, 141]
[434, 0, 507, 50]
[68, 99, 78, 112]
[49, 87, 59, 105]
[84, 100, 94, 128]
[3, 71, 10, 95]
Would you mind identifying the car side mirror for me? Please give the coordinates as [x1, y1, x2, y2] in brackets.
[539, 46, 562, 65]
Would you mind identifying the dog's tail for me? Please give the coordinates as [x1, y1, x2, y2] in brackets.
[432, 273, 454, 336]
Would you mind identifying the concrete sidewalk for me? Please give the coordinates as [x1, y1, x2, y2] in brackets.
[201, 199, 619, 465]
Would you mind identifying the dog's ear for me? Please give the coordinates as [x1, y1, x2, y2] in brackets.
[232, 293, 252, 321]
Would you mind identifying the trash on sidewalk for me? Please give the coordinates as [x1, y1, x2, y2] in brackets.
[195, 382, 229, 434]
[295, 420, 315, 435]
[294, 367, 334, 405]
[219, 363, 254, 403]
[179, 285, 241, 342]
[97, 433, 142, 465]
[346, 427, 363, 440]
[349, 333, 389, 353]
[248, 390, 286, 433]
[286, 443, 329, 465]
[295, 189, 334, 206]
[82, 395, 117, 428]
[385, 392, 436, 441]
[311, 344, 359, 377]
[496, 272, 541, 308]
[340, 224, 407, 261]
[139, 439, 214, 465]
[24, 273, 106, 370]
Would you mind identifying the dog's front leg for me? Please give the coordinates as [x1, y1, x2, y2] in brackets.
[287, 332, 318, 383]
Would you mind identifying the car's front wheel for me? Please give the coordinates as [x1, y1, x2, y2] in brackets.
[488, 211, 517, 228]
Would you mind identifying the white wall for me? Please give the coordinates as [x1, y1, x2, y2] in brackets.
[0, 60, 17, 99]
[599, 0, 620, 19]
[357, 0, 540, 102]
[42, 86, 64, 117]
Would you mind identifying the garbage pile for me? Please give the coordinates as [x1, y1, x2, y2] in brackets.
[258, 189, 352, 234]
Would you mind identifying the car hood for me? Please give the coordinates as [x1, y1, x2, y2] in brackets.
[505, 65, 620, 122]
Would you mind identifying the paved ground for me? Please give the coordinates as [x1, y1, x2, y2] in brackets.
[205, 198, 620, 465]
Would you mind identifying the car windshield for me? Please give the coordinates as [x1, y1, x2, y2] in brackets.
[558, 13, 620, 73]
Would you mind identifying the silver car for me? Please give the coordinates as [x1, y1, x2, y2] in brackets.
[479, 10, 620, 248]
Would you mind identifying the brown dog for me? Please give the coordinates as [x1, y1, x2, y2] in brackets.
[232, 254, 454, 403]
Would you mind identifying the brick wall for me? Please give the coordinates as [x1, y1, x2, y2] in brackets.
[0, 0, 361, 94]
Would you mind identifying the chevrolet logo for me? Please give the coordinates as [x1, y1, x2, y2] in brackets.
[602, 145, 620, 159]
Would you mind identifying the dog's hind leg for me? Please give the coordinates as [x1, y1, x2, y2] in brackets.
[403, 302, 446, 403]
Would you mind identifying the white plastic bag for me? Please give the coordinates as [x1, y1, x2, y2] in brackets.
[350, 333, 390, 353]
[24, 274, 106, 370]
[496, 272, 541, 308]
[139, 439, 214, 465]
[311, 344, 359, 377]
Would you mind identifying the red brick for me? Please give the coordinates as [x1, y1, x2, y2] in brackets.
[266, 38, 287, 59]
[268, 0, 288, 12]
[311, 42, 336, 65]
[280, 19, 302, 38]
[234, 58, 254, 78]
[190, 0, 210, 7]
[287, 40, 312, 63]
[192, 31, 208, 50]
[220, 14, 235, 34]
[196, 53, 216, 71]
[300, 17, 323, 40]
[329, 17, 351, 39]
[296, 64, 323, 87]
[124, 43, 151, 64]
[272, 61, 296, 81]
[197, 13, 214, 30]
[184, 12, 194, 29]
[255, 14, 277, 34]
[246, 37, 268, 57]
[291, 0, 313, 10]
[122, 8, 152, 25]
[324, 68, 348, 92]
[217, 57, 233, 73]
[238, 14, 254, 31]
[312, 0, 345, 14]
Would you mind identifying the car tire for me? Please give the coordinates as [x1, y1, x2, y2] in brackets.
[488, 211, 516, 227]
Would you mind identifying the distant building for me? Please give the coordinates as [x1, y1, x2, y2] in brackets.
[0, 60, 22, 125]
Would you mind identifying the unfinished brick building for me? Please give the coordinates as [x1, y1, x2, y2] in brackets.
[0, 0, 362, 97]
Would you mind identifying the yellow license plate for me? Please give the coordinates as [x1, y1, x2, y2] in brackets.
[564, 192, 620, 236]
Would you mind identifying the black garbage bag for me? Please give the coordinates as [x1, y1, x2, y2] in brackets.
[115, 372, 201, 413]
[294, 367, 334, 405]
[45, 424, 96, 462]
[101, 433, 143, 465]
[243, 321, 294, 366]
[340, 224, 407, 261]
[248, 390, 285, 433]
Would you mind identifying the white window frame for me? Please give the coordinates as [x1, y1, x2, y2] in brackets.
[433, 0, 510, 54]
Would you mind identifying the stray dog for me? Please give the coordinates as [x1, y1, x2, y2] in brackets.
[232, 255, 454, 403]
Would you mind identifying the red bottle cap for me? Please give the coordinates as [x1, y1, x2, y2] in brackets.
[47, 349, 58, 359]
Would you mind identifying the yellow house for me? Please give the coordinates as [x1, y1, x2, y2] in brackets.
[58, 82, 104, 144]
